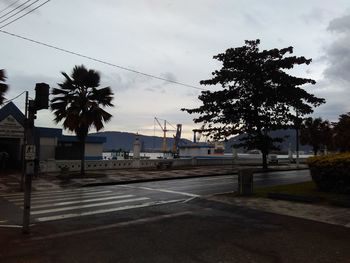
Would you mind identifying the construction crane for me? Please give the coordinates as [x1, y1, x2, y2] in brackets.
[154, 117, 181, 154]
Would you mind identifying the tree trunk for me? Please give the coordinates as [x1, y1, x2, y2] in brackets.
[296, 127, 299, 166]
[262, 150, 268, 170]
[261, 130, 268, 170]
[80, 137, 86, 176]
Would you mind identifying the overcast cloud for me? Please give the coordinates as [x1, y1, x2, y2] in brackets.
[1, 0, 350, 138]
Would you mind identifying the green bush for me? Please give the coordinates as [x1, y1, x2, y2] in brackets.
[307, 153, 350, 194]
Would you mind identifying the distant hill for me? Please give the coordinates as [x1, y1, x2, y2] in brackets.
[91, 131, 191, 152]
[92, 129, 312, 154]
[225, 129, 312, 153]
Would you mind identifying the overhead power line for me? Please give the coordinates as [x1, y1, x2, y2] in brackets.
[3, 90, 26, 104]
[0, 0, 51, 29]
[0, 0, 22, 14]
[0, 0, 31, 20]
[0, 30, 206, 91]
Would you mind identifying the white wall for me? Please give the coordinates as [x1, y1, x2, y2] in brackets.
[85, 143, 103, 157]
[39, 137, 57, 160]
[179, 147, 213, 157]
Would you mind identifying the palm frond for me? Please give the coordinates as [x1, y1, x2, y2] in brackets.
[51, 65, 114, 135]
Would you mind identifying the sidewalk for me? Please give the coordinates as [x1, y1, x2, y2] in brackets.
[209, 194, 350, 228]
[0, 164, 308, 193]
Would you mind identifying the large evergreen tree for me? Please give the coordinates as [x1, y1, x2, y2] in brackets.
[183, 40, 325, 169]
[300, 117, 332, 155]
[0, 69, 8, 105]
[333, 113, 350, 152]
[51, 65, 114, 175]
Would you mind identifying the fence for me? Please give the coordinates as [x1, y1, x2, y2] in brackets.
[40, 156, 307, 173]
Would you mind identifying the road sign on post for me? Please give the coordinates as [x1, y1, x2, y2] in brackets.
[25, 145, 36, 161]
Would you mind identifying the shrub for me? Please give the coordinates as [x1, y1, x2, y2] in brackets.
[307, 153, 350, 194]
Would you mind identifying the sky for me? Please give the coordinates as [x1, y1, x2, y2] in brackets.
[1, 0, 350, 140]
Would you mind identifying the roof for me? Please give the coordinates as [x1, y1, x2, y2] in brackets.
[0, 102, 25, 126]
[36, 127, 106, 143]
[179, 143, 214, 149]
[60, 135, 106, 143]
[36, 127, 62, 138]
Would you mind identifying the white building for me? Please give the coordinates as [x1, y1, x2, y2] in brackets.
[179, 142, 225, 158]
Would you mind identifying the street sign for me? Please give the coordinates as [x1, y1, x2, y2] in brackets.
[25, 145, 36, 160]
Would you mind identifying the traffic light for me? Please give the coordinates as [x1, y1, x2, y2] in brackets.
[35, 83, 50, 110]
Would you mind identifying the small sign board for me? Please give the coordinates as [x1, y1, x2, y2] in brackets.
[0, 115, 24, 138]
[25, 145, 36, 160]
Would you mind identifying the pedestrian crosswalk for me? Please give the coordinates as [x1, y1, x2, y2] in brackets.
[1, 187, 181, 223]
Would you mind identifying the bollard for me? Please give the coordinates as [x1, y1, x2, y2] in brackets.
[238, 168, 253, 195]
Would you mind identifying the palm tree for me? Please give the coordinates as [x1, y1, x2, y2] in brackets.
[0, 69, 8, 105]
[51, 65, 114, 176]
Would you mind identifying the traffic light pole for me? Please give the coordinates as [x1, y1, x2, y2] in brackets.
[22, 100, 36, 234]
[22, 83, 50, 234]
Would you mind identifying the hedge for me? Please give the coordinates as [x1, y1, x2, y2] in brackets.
[307, 153, 350, 194]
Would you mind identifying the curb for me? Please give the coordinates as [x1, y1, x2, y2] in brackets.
[82, 172, 237, 187]
[81, 167, 309, 187]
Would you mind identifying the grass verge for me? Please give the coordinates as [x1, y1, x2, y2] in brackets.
[254, 181, 350, 206]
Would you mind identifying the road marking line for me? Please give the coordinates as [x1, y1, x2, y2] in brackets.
[7, 190, 113, 202]
[31, 197, 150, 215]
[182, 197, 197, 203]
[30, 211, 192, 240]
[119, 185, 200, 197]
[36, 199, 184, 222]
[31, 195, 134, 209]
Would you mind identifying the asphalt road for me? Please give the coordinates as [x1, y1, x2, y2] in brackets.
[1, 169, 350, 263]
[0, 169, 311, 225]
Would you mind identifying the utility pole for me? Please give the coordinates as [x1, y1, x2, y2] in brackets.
[22, 83, 49, 234]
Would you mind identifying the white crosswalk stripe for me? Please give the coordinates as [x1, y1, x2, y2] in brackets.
[31, 197, 150, 215]
[0, 188, 160, 223]
[9, 190, 114, 203]
[35, 200, 182, 222]
[30, 195, 135, 209]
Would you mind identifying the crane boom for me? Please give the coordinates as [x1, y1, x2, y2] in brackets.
[172, 124, 182, 156]
[154, 117, 169, 153]
[154, 117, 181, 154]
